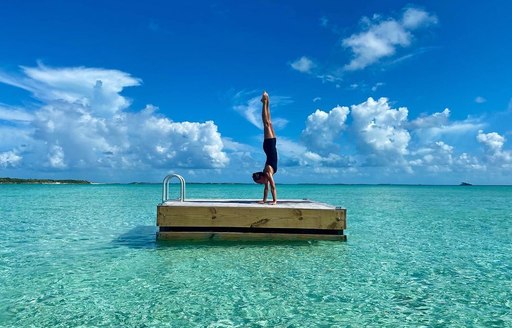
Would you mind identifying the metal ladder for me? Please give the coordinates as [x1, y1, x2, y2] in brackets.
[162, 174, 186, 203]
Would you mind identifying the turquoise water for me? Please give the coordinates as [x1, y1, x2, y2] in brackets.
[0, 183, 511, 327]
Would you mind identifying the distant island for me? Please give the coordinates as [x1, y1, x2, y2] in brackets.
[460, 182, 473, 186]
[0, 177, 91, 184]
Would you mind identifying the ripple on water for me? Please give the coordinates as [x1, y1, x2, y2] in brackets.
[0, 184, 511, 327]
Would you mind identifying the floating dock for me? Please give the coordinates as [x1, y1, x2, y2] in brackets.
[156, 175, 347, 241]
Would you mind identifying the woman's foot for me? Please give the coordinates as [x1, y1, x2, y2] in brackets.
[261, 91, 269, 103]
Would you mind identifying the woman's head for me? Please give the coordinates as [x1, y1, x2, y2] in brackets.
[252, 171, 267, 184]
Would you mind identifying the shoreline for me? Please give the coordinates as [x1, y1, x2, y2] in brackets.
[0, 177, 91, 185]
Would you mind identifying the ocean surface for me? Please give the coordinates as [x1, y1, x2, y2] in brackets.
[0, 183, 510, 327]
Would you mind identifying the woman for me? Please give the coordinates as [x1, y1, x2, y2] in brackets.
[252, 91, 278, 205]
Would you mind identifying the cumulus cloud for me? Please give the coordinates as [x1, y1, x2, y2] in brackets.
[343, 7, 437, 70]
[278, 137, 352, 169]
[477, 130, 505, 152]
[301, 105, 350, 156]
[0, 151, 22, 168]
[409, 108, 485, 143]
[290, 56, 316, 73]
[409, 139, 489, 176]
[350, 97, 410, 165]
[477, 130, 512, 165]
[410, 141, 454, 172]
[0, 64, 229, 173]
[295, 96, 509, 180]
[133, 112, 228, 169]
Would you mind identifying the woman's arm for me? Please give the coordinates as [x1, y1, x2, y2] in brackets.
[267, 172, 277, 205]
[261, 183, 269, 203]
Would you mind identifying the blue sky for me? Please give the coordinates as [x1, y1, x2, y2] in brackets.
[1, 0, 511, 184]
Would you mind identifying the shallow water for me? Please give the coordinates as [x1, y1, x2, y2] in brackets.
[0, 184, 511, 327]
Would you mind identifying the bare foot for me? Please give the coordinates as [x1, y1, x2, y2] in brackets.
[261, 91, 269, 103]
[269, 201, 277, 205]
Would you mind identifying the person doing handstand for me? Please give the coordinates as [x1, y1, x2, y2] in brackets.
[252, 91, 278, 205]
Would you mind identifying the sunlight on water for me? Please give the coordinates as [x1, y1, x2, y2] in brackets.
[0, 184, 511, 327]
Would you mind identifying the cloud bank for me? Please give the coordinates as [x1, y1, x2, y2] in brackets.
[278, 97, 510, 182]
[0, 64, 228, 176]
[1, 65, 510, 183]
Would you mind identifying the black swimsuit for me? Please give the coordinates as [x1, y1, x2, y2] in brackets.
[263, 138, 278, 173]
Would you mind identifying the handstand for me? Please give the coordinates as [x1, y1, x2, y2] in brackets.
[252, 91, 278, 205]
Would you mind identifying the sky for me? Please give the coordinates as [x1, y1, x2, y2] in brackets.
[1, 0, 511, 184]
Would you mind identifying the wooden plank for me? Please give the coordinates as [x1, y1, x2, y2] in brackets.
[160, 199, 334, 210]
[157, 205, 346, 230]
[157, 231, 346, 241]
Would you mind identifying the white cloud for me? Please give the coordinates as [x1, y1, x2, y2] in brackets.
[289, 58, 343, 84]
[316, 74, 343, 84]
[48, 144, 66, 168]
[0, 105, 34, 122]
[4, 64, 141, 117]
[476, 130, 512, 167]
[0, 151, 22, 168]
[410, 108, 450, 128]
[278, 137, 352, 168]
[297, 97, 489, 174]
[350, 97, 410, 165]
[275, 138, 309, 167]
[0, 64, 229, 173]
[410, 108, 485, 143]
[269, 96, 510, 182]
[301, 105, 350, 156]
[233, 93, 289, 130]
[371, 82, 385, 92]
[454, 152, 484, 171]
[409, 140, 489, 176]
[0, 126, 32, 155]
[477, 130, 505, 152]
[134, 114, 228, 169]
[343, 7, 437, 70]
[290, 56, 316, 73]
[402, 7, 438, 29]
[233, 96, 261, 128]
[2, 64, 509, 184]
[343, 20, 410, 70]
[410, 141, 454, 172]
[320, 16, 329, 28]
[475, 96, 486, 104]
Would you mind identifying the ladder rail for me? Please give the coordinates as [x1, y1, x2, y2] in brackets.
[162, 174, 186, 203]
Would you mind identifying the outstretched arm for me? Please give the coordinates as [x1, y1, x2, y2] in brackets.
[261, 183, 269, 203]
[266, 171, 277, 205]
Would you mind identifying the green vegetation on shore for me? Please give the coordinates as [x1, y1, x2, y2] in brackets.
[0, 177, 91, 184]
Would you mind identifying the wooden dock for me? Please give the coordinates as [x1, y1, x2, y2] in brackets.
[157, 199, 347, 241]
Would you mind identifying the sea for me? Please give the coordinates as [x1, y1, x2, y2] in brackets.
[0, 183, 510, 327]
